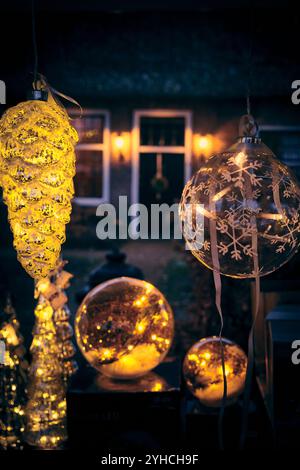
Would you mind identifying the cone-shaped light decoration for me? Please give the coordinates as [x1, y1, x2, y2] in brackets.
[0, 90, 78, 279]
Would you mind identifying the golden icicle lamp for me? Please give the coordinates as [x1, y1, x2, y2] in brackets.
[0, 89, 78, 279]
[75, 277, 174, 380]
[183, 337, 247, 408]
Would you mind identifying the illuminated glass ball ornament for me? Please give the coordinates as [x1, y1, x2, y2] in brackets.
[183, 337, 247, 407]
[0, 92, 78, 279]
[75, 277, 174, 380]
[180, 115, 300, 278]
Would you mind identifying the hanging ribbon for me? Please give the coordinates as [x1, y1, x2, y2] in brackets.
[239, 165, 260, 449]
[32, 73, 82, 117]
[209, 184, 228, 451]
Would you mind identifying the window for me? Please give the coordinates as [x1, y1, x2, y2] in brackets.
[260, 125, 300, 181]
[71, 110, 110, 206]
[131, 110, 192, 206]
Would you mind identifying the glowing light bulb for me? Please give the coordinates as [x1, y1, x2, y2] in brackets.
[115, 136, 125, 150]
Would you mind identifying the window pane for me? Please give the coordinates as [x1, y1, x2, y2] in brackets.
[74, 150, 103, 198]
[139, 153, 184, 206]
[72, 115, 104, 143]
[261, 131, 300, 180]
[140, 117, 185, 146]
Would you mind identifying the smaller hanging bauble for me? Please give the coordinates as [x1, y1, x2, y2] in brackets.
[183, 336, 247, 408]
[75, 277, 174, 380]
[0, 90, 78, 279]
[179, 115, 300, 278]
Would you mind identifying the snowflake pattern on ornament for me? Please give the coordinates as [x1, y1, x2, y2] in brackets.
[180, 142, 300, 278]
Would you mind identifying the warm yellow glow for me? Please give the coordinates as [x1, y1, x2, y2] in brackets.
[151, 381, 163, 392]
[111, 132, 131, 163]
[1, 323, 19, 346]
[196, 205, 216, 220]
[183, 337, 247, 408]
[75, 277, 174, 380]
[257, 213, 283, 221]
[25, 294, 67, 449]
[212, 187, 231, 202]
[134, 318, 148, 334]
[115, 136, 125, 150]
[234, 151, 247, 168]
[0, 97, 78, 279]
[100, 344, 162, 380]
[133, 295, 147, 307]
[0, 297, 27, 449]
[102, 348, 113, 359]
[193, 134, 214, 158]
[36, 278, 51, 294]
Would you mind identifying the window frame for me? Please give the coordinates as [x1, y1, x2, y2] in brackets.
[131, 109, 193, 206]
[260, 124, 300, 170]
[70, 108, 111, 207]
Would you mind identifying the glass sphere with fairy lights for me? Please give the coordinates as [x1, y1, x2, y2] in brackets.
[75, 277, 174, 380]
[179, 115, 300, 279]
[183, 337, 247, 408]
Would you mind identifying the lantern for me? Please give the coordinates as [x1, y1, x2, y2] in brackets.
[183, 336, 247, 407]
[180, 115, 300, 278]
[75, 277, 174, 380]
[0, 91, 78, 279]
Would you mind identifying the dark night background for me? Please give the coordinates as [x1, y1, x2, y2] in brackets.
[0, 0, 300, 452]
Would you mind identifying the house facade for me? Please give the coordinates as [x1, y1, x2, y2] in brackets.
[1, 4, 300, 246]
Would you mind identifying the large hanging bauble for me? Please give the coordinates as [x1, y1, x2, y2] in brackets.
[0, 93, 78, 279]
[183, 336, 247, 407]
[180, 119, 300, 278]
[75, 277, 174, 380]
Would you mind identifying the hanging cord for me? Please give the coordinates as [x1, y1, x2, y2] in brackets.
[30, 1, 82, 116]
[245, 6, 254, 116]
[239, 275, 260, 449]
[213, 270, 227, 450]
[31, 73, 82, 117]
[240, 166, 260, 449]
[31, 0, 39, 89]
[209, 185, 227, 450]
[246, 94, 251, 117]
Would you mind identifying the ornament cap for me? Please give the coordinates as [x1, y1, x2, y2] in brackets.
[29, 89, 48, 102]
[238, 114, 259, 139]
[238, 136, 261, 144]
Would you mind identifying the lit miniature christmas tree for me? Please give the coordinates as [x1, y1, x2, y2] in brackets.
[0, 295, 27, 449]
[34, 260, 78, 383]
[51, 261, 78, 382]
[25, 295, 67, 449]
